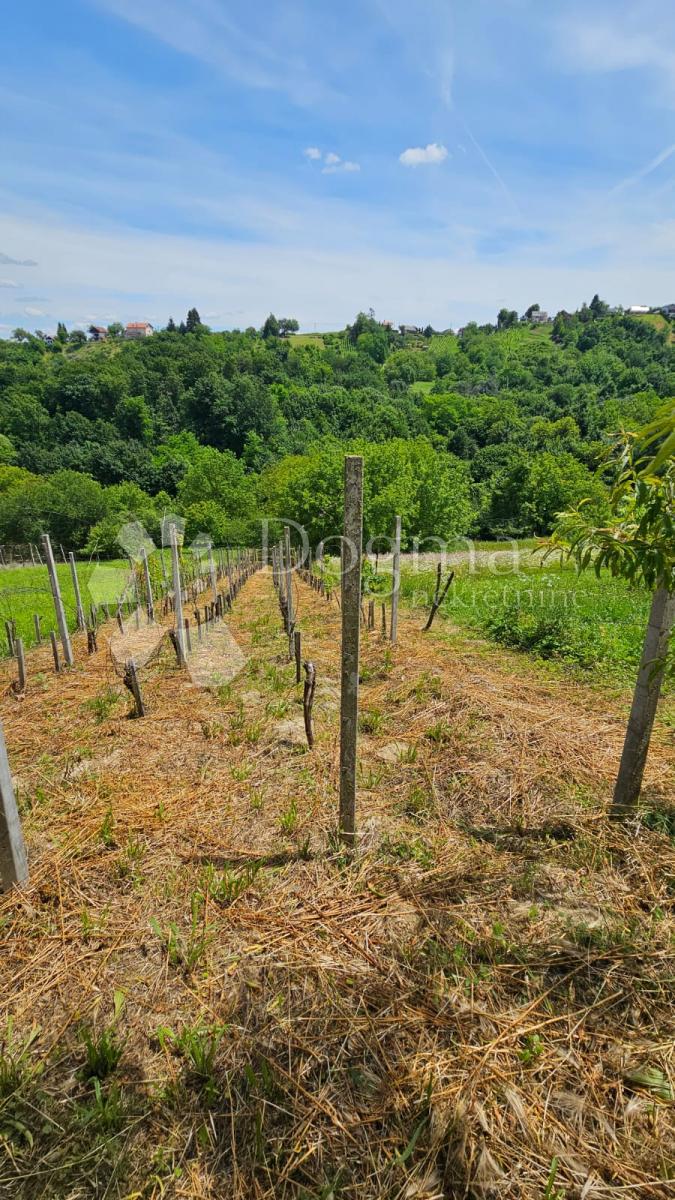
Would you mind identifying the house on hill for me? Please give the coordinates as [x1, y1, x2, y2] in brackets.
[627, 305, 650, 315]
[399, 324, 420, 335]
[124, 321, 154, 340]
[660, 303, 675, 318]
[88, 325, 107, 341]
[529, 309, 549, 324]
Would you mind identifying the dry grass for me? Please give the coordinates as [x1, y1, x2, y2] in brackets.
[0, 569, 673, 1199]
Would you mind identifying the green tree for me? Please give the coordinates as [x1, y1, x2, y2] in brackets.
[551, 406, 674, 818]
[115, 395, 153, 442]
[262, 313, 280, 339]
[186, 307, 203, 333]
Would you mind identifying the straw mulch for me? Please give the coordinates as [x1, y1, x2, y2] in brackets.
[0, 569, 673, 1199]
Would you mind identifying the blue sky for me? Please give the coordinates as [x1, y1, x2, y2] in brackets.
[2, 0, 675, 333]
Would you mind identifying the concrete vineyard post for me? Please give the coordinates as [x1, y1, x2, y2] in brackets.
[209, 545, 218, 606]
[0, 721, 27, 891]
[611, 586, 675, 819]
[15, 639, 26, 692]
[42, 534, 74, 668]
[169, 524, 187, 667]
[390, 515, 401, 645]
[33, 613, 42, 645]
[68, 553, 86, 631]
[284, 526, 294, 635]
[294, 630, 302, 684]
[141, 547, 154, 623]
[339, 455, 363, 847]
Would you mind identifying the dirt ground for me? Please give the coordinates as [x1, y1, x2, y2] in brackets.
[0, 568, 673, 1199]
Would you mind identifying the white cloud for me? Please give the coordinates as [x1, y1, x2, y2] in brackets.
[24, 306, 45, 316]
[321, 152, 361, 175]
[0, 279, 18, 288]
[304, 146, 322, 160]
[399, 142, 448, 167]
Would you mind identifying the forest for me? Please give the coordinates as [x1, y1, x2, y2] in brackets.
[0, 299, 673, 554]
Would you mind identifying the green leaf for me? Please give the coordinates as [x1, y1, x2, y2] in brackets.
[624, 1065, 673, 1102]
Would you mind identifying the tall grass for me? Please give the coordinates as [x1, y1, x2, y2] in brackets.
[400, 560, 658, 685]
[0, 560, 129, 655]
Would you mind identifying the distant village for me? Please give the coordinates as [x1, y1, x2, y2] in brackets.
[33, 301, 675, 346]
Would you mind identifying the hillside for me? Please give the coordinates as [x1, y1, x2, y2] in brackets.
[0, 303, 674, 559]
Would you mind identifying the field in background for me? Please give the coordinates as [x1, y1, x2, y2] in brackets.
[400, 559, 662, 687]
[0, 561, 132, 654]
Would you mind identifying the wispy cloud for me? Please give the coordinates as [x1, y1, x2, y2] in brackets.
[0, 279, 19, 288]
[90, 0, 337, 106]
[610, 142, 675, 195]
[303, 148, 361, 175]
[0, 251, 37, 266]
[399, 143, 448, 167]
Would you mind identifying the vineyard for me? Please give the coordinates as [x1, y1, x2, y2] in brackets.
[0, 506, 673, 1198]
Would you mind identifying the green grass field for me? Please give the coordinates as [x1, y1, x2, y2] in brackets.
[400, 558, 661, 687]
[289, 333, 327, 349]
[0, 560, 131, 655]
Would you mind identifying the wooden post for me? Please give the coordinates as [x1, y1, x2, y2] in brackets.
[423, 569, 454, 632]
[368, 600, 375, 630]
[33, 613, 42, 645]
[141, 547, 154, 623]
[169, 524, 187, 666]
[0, 720, 27, 891]
[381, 602, 386, 637]
[303, 661, 316, 750]
[49, 631, 60, 673]
[42, 534, 74, 668]
[339, 455, 363, 847]
[68, 553, 86, 631]
[124, 659, 145, 718]
[390, 514, 401, 644]
[294, 630, 302, 684]
[15, 639, 26, 692]
[611, 587, 675, 819]
[184, 618, 192, 654]
[5, 620, 14, 656]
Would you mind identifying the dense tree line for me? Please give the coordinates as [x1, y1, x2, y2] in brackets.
[0, 303, 672, 552]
